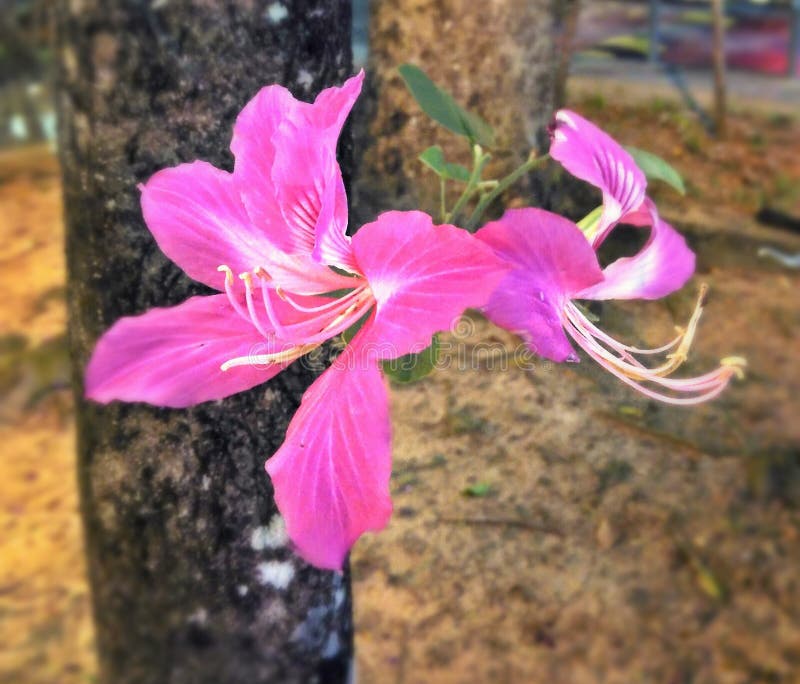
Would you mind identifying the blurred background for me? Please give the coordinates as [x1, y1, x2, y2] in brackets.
[1, 0, 799, 682]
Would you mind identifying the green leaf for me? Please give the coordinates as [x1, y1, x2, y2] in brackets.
[418, 146, 471, 182]
[462, 482, 492, 497]
[398, 64, 495, 147]
[624, 145, 686, 195]
[444, 162, 471, 182]
[381, 335, 439, 384]
[419, 145, 447, 174]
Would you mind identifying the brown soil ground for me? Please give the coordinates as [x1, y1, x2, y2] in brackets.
[1, 84, 799, 683]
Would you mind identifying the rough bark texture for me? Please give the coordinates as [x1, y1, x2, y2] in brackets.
[354, 0, 579, 225]
[55, 2, 354, 683]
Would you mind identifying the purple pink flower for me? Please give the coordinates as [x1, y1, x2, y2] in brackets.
[477, 110, 744, 404]
[85, 72, 507, 570]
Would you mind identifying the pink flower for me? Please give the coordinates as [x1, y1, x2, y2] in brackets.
[85, 72, 508, 570]
[549, 109, 647, 247]
[476, 110, 744, 404]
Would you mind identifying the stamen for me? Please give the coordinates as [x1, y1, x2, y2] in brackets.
[562, 286, 745, 405]
[260, 280, 373, 344]
[220, 343, 319, 371]
[253, 266, 272, 282]
[217, 265, 250, 323]
[281, 286, 363, 314]
[239, 271, 271, 339]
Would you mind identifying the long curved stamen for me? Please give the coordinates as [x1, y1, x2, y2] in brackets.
[239, 272, 272, 339]
[220, 343, 319, 371]
[280, 286, 362, 314]
[258, 274, 373, 343]
[273, 289, 374, 344]
[565, 287, 708, 380]
[571, 303, 683, 357]
[562, 287, 746, 405]
[218, 265, 250, 323]
[220, 265, 375, 372]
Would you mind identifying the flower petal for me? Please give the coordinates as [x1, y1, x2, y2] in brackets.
[270, 126, 357, 271]
[230, 84, 303, 252]
[311, 169, 357, 272]
[351, 211, 509, 360]
[265, 331, 392, 571]
[485, 271, 579, 362]
[85, 295, 286, 408]
[476, 208, 604, 362]
[232, 73, 362, 256]
[260, 249, 357, 295]
[308, 70, 364, 134]
[577, 200, 695, 301]
[140, 161, 271, 289]
[549, 109, 647, 246]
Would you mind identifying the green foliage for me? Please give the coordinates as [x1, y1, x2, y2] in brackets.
[461, 482, 492, 498]
[382, 335, 440, 384]
[398, 64, 495, 147]
[419, 146, 471, 182]
[625, 145, 686, 195]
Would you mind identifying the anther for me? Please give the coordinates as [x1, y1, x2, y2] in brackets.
[720, 356, 747, 379]
[217, 264, 234, 285]
[253, 266, 272, 281]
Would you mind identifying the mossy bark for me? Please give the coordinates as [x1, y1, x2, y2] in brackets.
[55, 2, 354, 683]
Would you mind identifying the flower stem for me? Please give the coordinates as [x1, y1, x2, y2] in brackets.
[446, 144, 490, 225]
[464, 153, 549, 232]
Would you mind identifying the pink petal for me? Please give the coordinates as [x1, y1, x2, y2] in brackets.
[577, 200, 695, 301]
[260, 249, 357, 295]
[85, 295, 287, 408]
[230, 84, 303, 253]
[476, 208, 604, 363]
[308, 70, 364, 134]
[549, 110, 647, 246]
[311, 169, 357, 272]
[265, 332, 392, 571]
[231, 73, 362, 256]
[140, 161, 272, 290]
[270, 125, 357, 271]
[351, 211, 509, 360]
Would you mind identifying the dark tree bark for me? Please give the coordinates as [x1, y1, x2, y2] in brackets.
[55, 2, 354, 683]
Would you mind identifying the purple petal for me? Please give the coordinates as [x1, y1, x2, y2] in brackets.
[476, 208, 604, 363]
[350, 211, 509, 360]
[265, 330, 391, 571]
[577, 199, 695, 301]
[85, 295, 286, 408]
[549, 110, 647, 246]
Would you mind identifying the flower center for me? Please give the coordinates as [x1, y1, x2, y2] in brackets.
[216, 264, 374, 371]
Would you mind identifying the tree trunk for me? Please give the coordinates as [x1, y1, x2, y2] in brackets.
[55, 2, 354, 683]
[355, 0, 578, 224]
[554, 0, 582, 110]
[711, 0, 727, 137]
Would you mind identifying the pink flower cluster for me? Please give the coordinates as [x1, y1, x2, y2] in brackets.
[86, 72, 742, 570]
